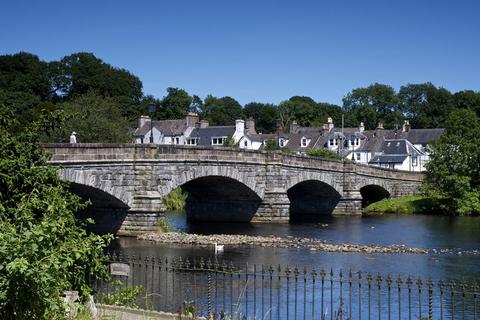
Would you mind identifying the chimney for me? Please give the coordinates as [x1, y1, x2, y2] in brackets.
[139, 115, 150, 129]
[246, 117, 256, 135]
[359, 122, 365, 133]
[200, 120, 209, 128]
[236, 119, 245, 135]
[377, 122, 384, 129]
[276, 119, 284, 135]
[402, 120, 411, 132]
[290, 120, 299, 134]
[325, 117, 334, 131]
[186, 112, 199, 128]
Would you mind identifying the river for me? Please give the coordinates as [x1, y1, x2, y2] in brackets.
[109, 212, 480, 281]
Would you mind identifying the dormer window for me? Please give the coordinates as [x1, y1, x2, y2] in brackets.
[301, 137, 308, 147]
[211, 137, 225, 145]
[329, 139, 334, 146]
[279, 139, 285, 147]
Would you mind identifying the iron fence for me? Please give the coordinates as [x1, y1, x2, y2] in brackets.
[94, 253, 479, 320]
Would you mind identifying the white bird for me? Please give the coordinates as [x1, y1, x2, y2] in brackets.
[214, 242, 224, 254]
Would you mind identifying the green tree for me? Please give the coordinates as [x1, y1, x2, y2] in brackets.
[243, 102, 278, 133]
[453, 90, 480, 117]
[398, 83, 453, 128]
[202, 95, 243, 125]
[423, 109, 480, 215]
[60, 52, 143, 103]
[62, 92, 133, 143]
[0, 105, 110, 319]
[158, 87, 193, 119]
[343, 83, 401, 129]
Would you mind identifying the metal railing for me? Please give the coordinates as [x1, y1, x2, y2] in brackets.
[95, 253, 479, 320]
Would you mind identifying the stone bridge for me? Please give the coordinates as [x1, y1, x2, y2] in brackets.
[42, 144, 423, 235]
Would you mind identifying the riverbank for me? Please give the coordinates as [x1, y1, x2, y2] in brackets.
[364, 195, 439, 215]
[137, 232, 478, 255]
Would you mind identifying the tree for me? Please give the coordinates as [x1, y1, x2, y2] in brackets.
[278, 96, 317, 129]
[423, 109, 480, 215]
[62, 92, 133, 143]
[453, 90, 480, 117]
[398, 83, 453, 128]
[0, 105, 110, 319]
[343, 83, 401, 129]
[202, 95, 243, 125]
[60, 52, 143, 103]
[158, 87, 193, 119]
[243, 102, 278, 133]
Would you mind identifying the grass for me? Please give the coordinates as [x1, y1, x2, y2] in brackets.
[162, 187, 187, 211]
[155, 217, 172, 233]
[364, 195, 440, 215]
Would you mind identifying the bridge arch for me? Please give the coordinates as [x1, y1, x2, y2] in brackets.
[69, 182, 130, 234]
[359, 184, 391, 208]
[175, 176, 262, 222]
[285, 171, 342, 195]
[287, 179, 342, 222]
[158, 165, 264, 200]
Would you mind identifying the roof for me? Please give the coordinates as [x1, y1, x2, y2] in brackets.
[369, 155, 408, 164]
[188, 126, 236, 146]
[244, 133, 277, 143]
[134, 119, 186, 136]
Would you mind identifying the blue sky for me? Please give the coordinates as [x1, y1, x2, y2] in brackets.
[1, 0, 479, 105]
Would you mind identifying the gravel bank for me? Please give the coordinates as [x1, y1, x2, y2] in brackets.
[138, 232, 437, 254]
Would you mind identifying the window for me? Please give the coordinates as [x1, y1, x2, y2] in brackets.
[355, 138, 360, 146]
[356, 153, 361, 160]
[175, 137, 180, 144]
[329, 139, 334, 146]
[396, 142, 400, 147]
[279, 139, 285, 147]
[186, 138, 198, 145]
[211, 137, 225, 145]
[244, 141, 248, 147]
[301, 138, 308, 147]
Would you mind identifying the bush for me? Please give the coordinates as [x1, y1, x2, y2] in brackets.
[0, 106, 110, 319]
[162, 187, 188, 211]
[306, 148, 340, 160]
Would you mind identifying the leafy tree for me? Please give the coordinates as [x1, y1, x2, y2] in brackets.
[453, 90, 480, 117]
[278, 96, 317, 129]
[306, 148, 341, 160]
[243, 102, 278, 133]
[190, 95, 204, 113]
[60, 52, 143, 103]
[62, 92, 133, 143]
[223, 135, 237, 148]
[0, 105, 110, 319]
[158, 87, 193, 119]
[343, 83, 401, 129]
[398, 83, 453, 128]
[202, 95, 243, 125]
[0, 52, 50, 99]
[423, 109, 480, 215]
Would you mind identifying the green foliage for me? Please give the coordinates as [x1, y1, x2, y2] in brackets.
[156, 87, 193, 119]
[364, 195, 440, 214]
[306, 148, 340, 160]
[156, 218, 173, 233]
[264, 139, 279, 151]
[243, 102, 278, 133]
[162, 187, 188, 212]
[343, 83, 401, 129]
[223, 135, 237, 148]
[98, 281, 145, 309]
[423, 109, 480, 215]
[62, 92, 133, 143]
[202, 95, 243, 125]
[0, 105, 110, 319]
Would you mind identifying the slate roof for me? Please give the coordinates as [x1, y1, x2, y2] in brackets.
[134, 119, 186, 136]
[369, 155, 408, 164]
[368, 139, 424, 164]
[188, 126, 236, 146]
[245, 133, 277, 143]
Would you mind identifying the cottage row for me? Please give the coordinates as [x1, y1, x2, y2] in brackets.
[134, 113, 443, 172]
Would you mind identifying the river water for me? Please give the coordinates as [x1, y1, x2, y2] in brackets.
[110, 212, 480, 281]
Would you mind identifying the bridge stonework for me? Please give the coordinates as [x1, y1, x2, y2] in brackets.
[43, 144, 423, 236]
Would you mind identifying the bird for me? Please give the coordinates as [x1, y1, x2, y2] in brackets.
[214, 242, 224, 254]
